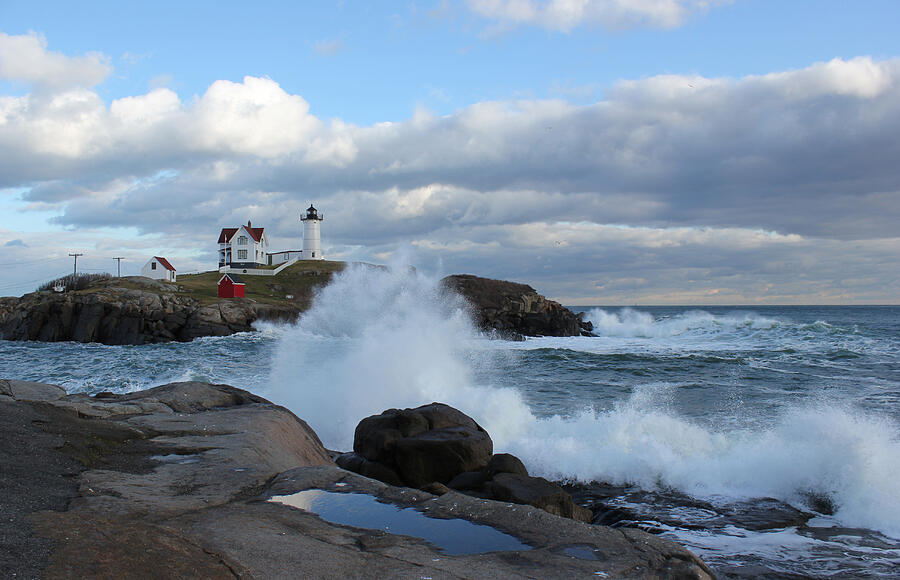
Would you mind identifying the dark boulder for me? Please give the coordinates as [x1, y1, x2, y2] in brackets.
[447, 470, 490, 491]
[335, 452, 404, 486]
[486, 453, 529, 477]
[345, 403, 591, 523]
[352, 403, 493, 488]
[488, 473, 592, 523]
[441, 274, 592, 338]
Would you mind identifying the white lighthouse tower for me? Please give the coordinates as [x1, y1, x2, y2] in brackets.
[300, 204, 324, 260]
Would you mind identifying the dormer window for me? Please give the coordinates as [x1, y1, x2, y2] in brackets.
[238, 236, 248, 245]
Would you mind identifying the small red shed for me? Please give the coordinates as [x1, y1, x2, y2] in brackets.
[217, 273, 245, 298]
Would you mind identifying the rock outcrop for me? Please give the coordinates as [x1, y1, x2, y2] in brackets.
[337, 403, 592, 523]
[2, 270, 592, 345]
[442, 274, 593, 338]
[0, 380, 712, 579]
[1, 379, 713, 579]
[0, 285, 298, 345]
[340, 403, 494, 488]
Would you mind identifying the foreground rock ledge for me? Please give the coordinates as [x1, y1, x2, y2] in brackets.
[1, 379, 712, 579]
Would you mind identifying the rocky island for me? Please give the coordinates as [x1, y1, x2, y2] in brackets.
[442, 274, 593, 339]
[1, 378, 712, 579]
[0, 264, 592, 345]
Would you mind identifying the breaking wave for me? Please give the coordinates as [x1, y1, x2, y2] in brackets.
[587, 307, 783, 338]
[267, 264, 900, 539]
[505, 389, 900, 539]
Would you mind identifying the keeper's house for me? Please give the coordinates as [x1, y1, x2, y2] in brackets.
[218, 221, 268, 269]
[141, 256, 176, 282]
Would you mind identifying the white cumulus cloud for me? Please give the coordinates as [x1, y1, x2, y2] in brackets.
[190, 76, 322, 158]
[466, 0, 728, 32]
[0, 32, 112, 89]
[0, 41, 898, 302]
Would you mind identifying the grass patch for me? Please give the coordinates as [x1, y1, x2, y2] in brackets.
[175, 260, 348, 308]
[63, 260, 370, 311]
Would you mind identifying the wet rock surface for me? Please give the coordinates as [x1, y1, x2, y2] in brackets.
[2, 379, 713, 579]
[339, 404, 593, 523]
[346, 402, 494, 488]
[566, 481, 815, 532]
[441, 274, 593, 338]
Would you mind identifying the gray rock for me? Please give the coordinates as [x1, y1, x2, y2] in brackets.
[353, 402, 494, 488]
[442, 274, 593, 338]
[489, 473, 594, 523]
[334, 451, 404, 486]
[0, 378, 66, 401]
[1, 380, 713, 579]
[448, 470, 490, 490]
[487, 452, 529, 477]
[0, 283, 297, 345]
[348, 405, 595, 524]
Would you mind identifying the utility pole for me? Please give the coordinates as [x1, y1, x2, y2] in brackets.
[112, 257, 125, 277]
[69, 253, 83, 281]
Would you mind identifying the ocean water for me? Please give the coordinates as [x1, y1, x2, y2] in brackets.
[2, 264, 898, 578]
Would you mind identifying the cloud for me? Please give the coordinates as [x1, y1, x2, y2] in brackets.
[408, 223, 898, 305]
[1, 50, 898, 302]
[0, 32, 112, 89]
[4, 238, 26, 247]
[191, 77, 321, 157]
[313, 38, 345, 56]
[465, 0, 729, 32]
[0, 76, 330, 183]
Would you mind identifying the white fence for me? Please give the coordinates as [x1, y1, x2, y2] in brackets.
[218, 258, 298, 277]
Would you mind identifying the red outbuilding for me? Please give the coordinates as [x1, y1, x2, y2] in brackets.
[217, 273, 246, 298]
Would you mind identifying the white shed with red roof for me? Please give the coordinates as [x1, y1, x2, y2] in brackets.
[141, 256, 177, 282]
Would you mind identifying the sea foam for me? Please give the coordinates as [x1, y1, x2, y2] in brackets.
[267, 264, 900, 539]
[267, 263, 533, 451]
[586, 307, 782, 338]
[506, 393, 900, 539]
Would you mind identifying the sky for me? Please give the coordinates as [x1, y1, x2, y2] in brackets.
[0, 0, 898, 304]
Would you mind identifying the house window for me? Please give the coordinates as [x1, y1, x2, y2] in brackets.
[238, 236, 248, 245]
[237, 250, 248, 260]
[151, 262, 157, 270]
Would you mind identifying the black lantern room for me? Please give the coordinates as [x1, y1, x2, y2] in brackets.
[301, 204, 323, 221]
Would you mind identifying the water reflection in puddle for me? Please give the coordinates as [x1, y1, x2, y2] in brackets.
[563, 545, 600, 560]
[269, 489, 531, 555]
[151, 453, 200, 464]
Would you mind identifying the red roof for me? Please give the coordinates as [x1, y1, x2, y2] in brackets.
[218, 221, 264, 243]
[245, 226, 264, 242]
[218, 227, 238, 243]
[154, 256, 175, 271]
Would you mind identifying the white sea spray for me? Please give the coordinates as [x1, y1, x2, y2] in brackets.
[266, 262, 534, 451]
[265, 264, 900, 540]
[3, 268, 898, 573]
